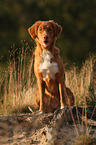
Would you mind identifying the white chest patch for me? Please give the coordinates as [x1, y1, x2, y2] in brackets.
[38, 50, 59, 80]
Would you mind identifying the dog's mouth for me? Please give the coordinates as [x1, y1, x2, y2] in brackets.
[44, 40, 48, 43]
[42, 40, 50, 47]
[44, 40, 49, 44]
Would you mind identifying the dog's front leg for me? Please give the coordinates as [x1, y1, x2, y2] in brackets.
[37, 78, 45, 112]
[59, 78, 67, 109]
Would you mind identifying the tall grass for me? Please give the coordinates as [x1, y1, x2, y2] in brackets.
[0, 42, 96, 114]
[65, 54, 96, 106]
[0, 41, 37, 114]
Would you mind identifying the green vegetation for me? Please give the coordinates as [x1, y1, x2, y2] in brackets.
[0, 0, 96, 65]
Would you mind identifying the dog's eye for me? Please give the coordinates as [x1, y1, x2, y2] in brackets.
[39, 28, 42, 31]
[48, 28, 52, 32]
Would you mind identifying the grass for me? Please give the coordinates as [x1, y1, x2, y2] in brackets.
[0, 42, 96, 114]
[0, 42, 96, 144]
[74, 134, 96, 145]
[65, 54, 96, 106]
[0, 41, 37, 114]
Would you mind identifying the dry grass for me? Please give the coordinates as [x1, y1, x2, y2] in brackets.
[74, 134, 96, 145]
[65, 54, 96, 106]
[0, 42, 96, 144]
[0, 41, 37, 114]
[0, 42, 96, 114]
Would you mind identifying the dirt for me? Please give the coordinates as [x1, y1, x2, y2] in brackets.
[0, 107, 96, 145]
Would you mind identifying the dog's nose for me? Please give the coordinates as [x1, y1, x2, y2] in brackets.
[43, 35, 48, 39]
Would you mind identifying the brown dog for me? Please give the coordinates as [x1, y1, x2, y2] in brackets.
[28, 20, 74, 112]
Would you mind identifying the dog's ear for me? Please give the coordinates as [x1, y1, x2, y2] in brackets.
[49, 20, 62, 38]
[28, 21, 42, 39]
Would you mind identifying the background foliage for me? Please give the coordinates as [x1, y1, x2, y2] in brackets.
[0, 0, 96, 66]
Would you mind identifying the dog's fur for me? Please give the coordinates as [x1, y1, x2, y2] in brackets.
[28, 20, 74, 112]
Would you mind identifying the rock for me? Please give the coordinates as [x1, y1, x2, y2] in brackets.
[0, 107, 96, 144]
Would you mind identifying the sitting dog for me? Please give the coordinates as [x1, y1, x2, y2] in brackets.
[28, 20, 74, 112]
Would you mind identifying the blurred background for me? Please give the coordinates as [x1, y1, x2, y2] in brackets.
[0, 0, 96, 66]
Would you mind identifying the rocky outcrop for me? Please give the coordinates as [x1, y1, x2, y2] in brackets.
[0, 107, 96, 145]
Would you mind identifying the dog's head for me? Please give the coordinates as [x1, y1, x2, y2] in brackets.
[28, 20, 62, 49]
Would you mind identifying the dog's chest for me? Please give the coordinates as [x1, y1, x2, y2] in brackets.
[38, 51, 59, 81]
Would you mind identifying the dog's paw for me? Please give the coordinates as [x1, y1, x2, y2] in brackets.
[36, 110, 43, 114]
[39, 111, 43, 114]
[39, 109, 43, 114]
[61, 106, 64, 109]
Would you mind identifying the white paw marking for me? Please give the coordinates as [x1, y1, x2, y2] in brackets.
[61, 106, 64, 109]
[39, 111, 43, 114]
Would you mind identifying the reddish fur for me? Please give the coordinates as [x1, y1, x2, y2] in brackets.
[28, 20, 74, 112]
